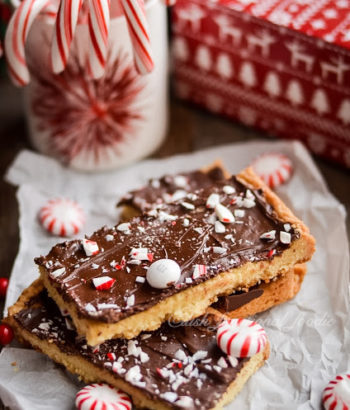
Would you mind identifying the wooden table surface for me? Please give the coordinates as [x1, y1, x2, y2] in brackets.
[0, 78, 349, 409]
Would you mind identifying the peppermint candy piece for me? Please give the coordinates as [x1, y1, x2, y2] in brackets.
[217, 318, 267, 358]
[251, 152, 293, 189]
[75, 383, 132, 410]
[323, 374, 350, 410]
[146, 259, 181, 289]
[92, 276, 115, 291]
[82, 239, 99, 256]
[39, 198, 85, 237]
[206, 193, 220, 209]
[215, 203, 235, 223]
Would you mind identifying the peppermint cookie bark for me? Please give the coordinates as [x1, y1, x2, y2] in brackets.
[35, 167, 315, 345]
[117, 162, 228, 219]
[7, 280, 270, 410]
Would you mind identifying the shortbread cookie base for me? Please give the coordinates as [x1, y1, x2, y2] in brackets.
[39, 167, 315, 345]
[7, 281, 269, 410]
[222, 264, 306, 318]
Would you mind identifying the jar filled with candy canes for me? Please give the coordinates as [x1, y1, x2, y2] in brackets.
[4, 0, 168, 171]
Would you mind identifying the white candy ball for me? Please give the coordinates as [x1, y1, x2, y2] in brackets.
[146, 259, 181, 289]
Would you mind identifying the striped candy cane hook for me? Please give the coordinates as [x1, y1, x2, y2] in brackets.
[88, 0, 110, 79]
[4, 0, 50, 86]
[51, 0, 83, 73]
[120, 0, 154, 75]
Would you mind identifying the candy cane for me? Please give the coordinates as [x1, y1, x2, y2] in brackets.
[88, 0, 110, 79]
[51, 0, 83, 73]
[5, 0, 49, 86]
[120, 0, 154, 74]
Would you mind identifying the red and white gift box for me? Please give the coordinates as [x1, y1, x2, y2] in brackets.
[172, 0, 350, 168]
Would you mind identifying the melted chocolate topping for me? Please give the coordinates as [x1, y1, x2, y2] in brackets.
[14, 291, 249, 410]
[35, 176, 298, 323]
[117, 167, 226, 213]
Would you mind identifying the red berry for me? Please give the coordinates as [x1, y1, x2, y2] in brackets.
[0, 278, 9, 298]
[0, 323, 14, 345]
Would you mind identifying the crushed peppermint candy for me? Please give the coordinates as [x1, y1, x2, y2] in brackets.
[82, 239, 99, 256]
[176, 396, 194, 408]
[172, 190, 187, 202]
[212, 246, 226, 254]
[126, 294, 135, 307]
[50, 267, 65, 278]
[85, 303, 96, 313]
[125, 365, 143, 384]
[206, 193, 220, 209]
[243, 198, 256, 208]
[107, 352, 116, 361]
[227, 356, 238, 367]
[181, 202, 195, 210]
[218, 357, 228, 368]
[280, 231, 291, 244]
[128, 259, 141, 265]
[215, 203, 235, 223]
[214, 220, 226, 233]
[192, 350, 208, 361]
[92, 276, 115, 291]
[223, 185, 235, 195]
[135, 276, 146, 284]
[158, 211, 177, 222]
[129, 248, 153, 262]
[284, 223, 291, 232]
[174, 175, 188, 188]
[183, 218, 190, 227]
[97, 303, 119, 311]
[234, 209, 245, 218]
[117, 223, 131, 233]
[105, 234, 114, 241]
[160, 392, 178, 403]
[192, 264, 207, 279]
[175, 349, 187, 362]
[260, 230, 276, 241]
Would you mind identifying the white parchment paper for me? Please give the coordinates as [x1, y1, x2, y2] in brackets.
[0, 140, 349, 410]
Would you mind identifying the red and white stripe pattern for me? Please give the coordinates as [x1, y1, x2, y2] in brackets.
[75, 383, 132, 410]
[4, 0, 50, 86]
[88, 0, 110, 79]
[82, 238, 99, 256]
[51, 0, 83, 74]
[40, 1, 60, 24]
[217, 318, 267, 358]
[323, 374, 350, 410]
[120, 0, 154, 74]
[92, 276, 115, 291]
[39, 198, 85, 237]
[251, 153, 293, 189]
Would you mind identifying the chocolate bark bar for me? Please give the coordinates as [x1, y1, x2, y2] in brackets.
[118, 165, 308, 319]
[35, 167, 315, 345]
[117, 162, 228, 220]
[6, 280, 269, 410]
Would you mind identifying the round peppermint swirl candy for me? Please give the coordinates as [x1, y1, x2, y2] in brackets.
[75, 384, 132, 410]
[323, 374, 350, 410]
[251, 152, 293, 189]
[39, 198, 85, 237]
[217, 318, 267, 358]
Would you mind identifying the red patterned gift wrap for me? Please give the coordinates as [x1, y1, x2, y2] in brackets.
[172, 0, 350, 168]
